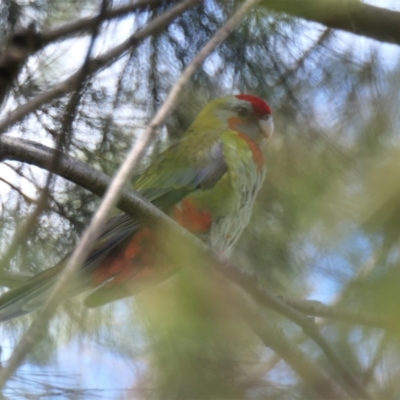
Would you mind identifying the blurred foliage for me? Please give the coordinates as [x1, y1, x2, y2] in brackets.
[0, 0, 400, 398]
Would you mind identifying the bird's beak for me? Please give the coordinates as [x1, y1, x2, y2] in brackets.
[259, 116, 274, 141]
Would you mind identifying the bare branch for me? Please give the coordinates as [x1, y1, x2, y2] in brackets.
[0, 0, 264, 386]
[0, 1, 163, 107]
[262, 0, 400, 45]
[0, 175, 36, 204]
[40, 0, 164, 46]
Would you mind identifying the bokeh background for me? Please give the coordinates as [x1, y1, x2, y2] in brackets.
[0, 0, 400, 398]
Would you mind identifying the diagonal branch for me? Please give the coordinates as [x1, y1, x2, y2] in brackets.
[40, 0, 164, 46]
[0, 0, 201, 134]
[0, 2, 107, 280]
[219, 279, 350, 399]
[0, 0, 262, 388]
[0, 0, 164, 106]
[217, 260, 370, 398]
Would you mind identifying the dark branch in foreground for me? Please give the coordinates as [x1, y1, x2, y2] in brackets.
[40, 0, 164, 46]
[0, 136, 162, 224]
[0, 0, 201, 133]
[1, 0, 399, 115]
[0, 135, 370, 399]
[0, 24, 41, 107]
[0, 0, 163, 107]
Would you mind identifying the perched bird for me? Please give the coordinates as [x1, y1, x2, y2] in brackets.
[0, 94, 273, 321]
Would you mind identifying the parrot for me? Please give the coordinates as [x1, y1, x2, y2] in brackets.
[0, 94, 273, 321]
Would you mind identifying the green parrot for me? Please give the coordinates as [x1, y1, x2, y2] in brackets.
[0, 94, 273, 321]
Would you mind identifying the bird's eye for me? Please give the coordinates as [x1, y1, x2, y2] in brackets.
[236, 106, 250, 118]
[261, 114, 270, 120]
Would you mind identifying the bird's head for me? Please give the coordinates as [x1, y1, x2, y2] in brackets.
[192, 94, 273, 144]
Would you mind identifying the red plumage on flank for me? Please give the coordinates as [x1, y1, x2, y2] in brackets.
[93, 228, 156, 286]
[235, 94, 272, 116]
[173, 199, 213, 233]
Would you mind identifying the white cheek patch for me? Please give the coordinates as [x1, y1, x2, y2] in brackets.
[259, 117, 274, 140]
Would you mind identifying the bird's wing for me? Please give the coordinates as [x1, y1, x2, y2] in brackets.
[134, 132, 227, 210]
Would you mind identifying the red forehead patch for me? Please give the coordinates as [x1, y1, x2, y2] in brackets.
[235, 94, 272, 116]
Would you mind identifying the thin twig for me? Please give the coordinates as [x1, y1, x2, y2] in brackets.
[0, 1, 162, 106]
[40, 0, 163, 45]
[99, 49, 137, 150]
[281, 28, 331, 81]
[0, 176, 36, 205]
[1, 161, 84, 231]
[218, 279, 350, 399]
[0, 1, 106, 276]
[0, 0, 201, 134]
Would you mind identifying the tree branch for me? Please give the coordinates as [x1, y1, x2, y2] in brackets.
[262, 0, 400, 45]
[1, 0, 399, 115]
[40, 0, 164, 46]
[215, 259, 370, 399]
[0, 0, 201, 134]
[220, 280, 350, 399]
[0, 1, 164, 107]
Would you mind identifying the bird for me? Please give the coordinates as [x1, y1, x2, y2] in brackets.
[0, 94, 273, 321]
